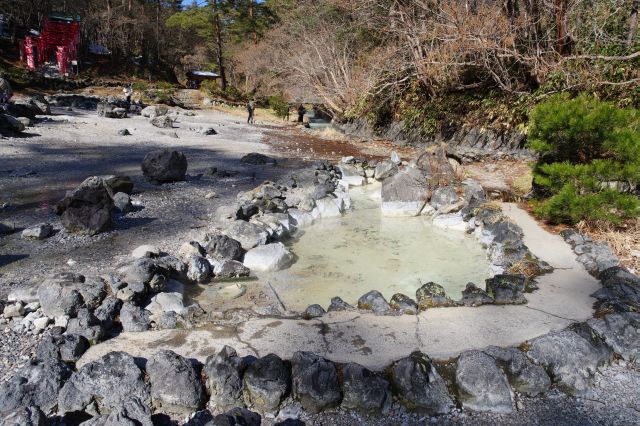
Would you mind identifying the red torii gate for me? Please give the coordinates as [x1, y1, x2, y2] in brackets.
[19, 15, 80, 75]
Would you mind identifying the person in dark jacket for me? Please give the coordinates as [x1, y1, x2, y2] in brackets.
[247, 100, 255, 124]
[297, 104, 306, 123]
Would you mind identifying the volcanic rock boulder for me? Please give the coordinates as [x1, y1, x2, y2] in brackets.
[243, 243, 294, 272]
[587, 312, 640, 361]
[205, 234, 245, 262]
[291, 351, 341, 413]
[79, 396, 153, 426]
[342, 362, 392, 414]
[147, 350, 204, 414]
[357, 290, 391, 313]
[374, 159, 399, 181]
[58, 351, 150, 414]
[459, 283, 494, 306]
[455, 350, 512, 413]
[390, 351, 453, 414]
[526, 330, 612, 395]
[241, 153, 277, 166]
[55, 176, 114, 235]
[204, 346, 249, 412]
[37, 273, 89, 318]
[416, 282, 457, 309]
[389, 293, 418, 314]
[485, 275, 527, 304]
[0, 406, 47, 426]
[483, 346, 550, 397]
[141, 149, 187, 183]
[381, 167, 430, 217]
[0, 359, 71, 414]
[243, 353, 290, 412]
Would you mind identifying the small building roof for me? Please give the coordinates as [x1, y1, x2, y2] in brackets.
[187, 70, 220, 78]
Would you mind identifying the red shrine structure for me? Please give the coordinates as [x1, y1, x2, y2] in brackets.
[19, 14, 80, 75]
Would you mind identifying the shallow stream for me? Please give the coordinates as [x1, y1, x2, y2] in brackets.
[266, 184, 491, 310]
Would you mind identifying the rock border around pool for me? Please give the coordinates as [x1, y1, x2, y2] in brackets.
[1, 151, 639, 423]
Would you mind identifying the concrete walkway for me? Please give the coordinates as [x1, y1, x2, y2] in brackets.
[79, 204, 600, 369]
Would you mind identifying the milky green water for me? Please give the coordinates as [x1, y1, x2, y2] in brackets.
[266, 184, 491, 311]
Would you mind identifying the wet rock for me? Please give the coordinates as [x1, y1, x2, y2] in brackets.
[142, 149, 187, 183]
[55, 176, 114, 235]
[312, 197, 344, 218]
[290, 351, 341, 413]
[374, 159, 398, 181]
[430, 186, 459, 210]
[151, 115, 174, 128]
[21, 223, 53, 239]
[381, 167, 429, 217]
[0, 405, 47, 426]
[204, 346, 249, 412]
[243, 243, 293, 272]
[243, 353, 290, 412]
[459, 283, 494, 306]
[389, 293, 418, 315]
[112, 192, 133, 214]
[102, 175, 134, 195]
[225, 221, 269, 251]
[119, 302, 151, 332]
[187, 256, 212, 283]
[587, 312, 640, 361]
[485, 275, 526, 304]
[390, 351, 453, 414]
[455, 350, 512, 413]
[342, 362, 391, 414]
[37, 273, 85, 317]
[338, 164, 365, 187]
[147, 350, 204, 414]
[526, 330, 612, 395]
[80, 396, 153, 426]
[357, 290, 391, 313]
[241, 153, 277, 166]
[94, 296, 122, 330]
[0, 358, 71, 414]
[303, 304, 326, 319]
[287, 209, 314, 228]
[483, 346, 550, 397]
[327, 296, 352, 312]
[213, 260, 251, 279]
[58, 351, 150, 414]
[415, 282, 457, 309]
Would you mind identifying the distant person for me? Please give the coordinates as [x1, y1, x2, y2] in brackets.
[285, 104, 290, 121]
[0, 73, 13, 110]
[247, 100, 255, 124]
[297, 104, 306, 123]
[123, 83, 133, 108]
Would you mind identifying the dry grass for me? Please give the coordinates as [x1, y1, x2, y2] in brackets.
[577, 219, 640, 273]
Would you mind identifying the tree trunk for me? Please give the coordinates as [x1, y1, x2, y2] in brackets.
[629, 0, 639, 47]
[213, 0, 227, 90]
[554, 0, 570, 55]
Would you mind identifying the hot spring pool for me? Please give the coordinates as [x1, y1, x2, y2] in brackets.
[265, 184, 492, 311]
